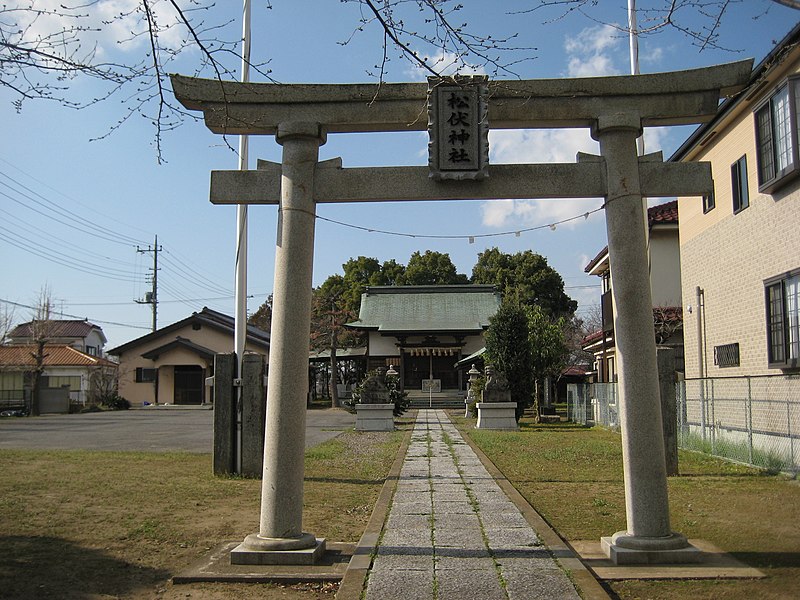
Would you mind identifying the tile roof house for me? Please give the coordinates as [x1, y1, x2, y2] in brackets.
[108, 307, 269, 407]
[7, 319, 107, 357]
[346, 285, 501, 399]
[582, 200, 684, 381]
[0, 344, 117, 412]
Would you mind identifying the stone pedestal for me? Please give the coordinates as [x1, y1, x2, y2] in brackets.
[231, 533, 326, 565]
[476, 402, 518, 430]
[355, 404, 395, 431]
[601, 532, 701, 565]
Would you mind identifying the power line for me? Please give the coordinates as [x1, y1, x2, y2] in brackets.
[0, 230, 138, 283]
[0, 177, 142, 248]
[0, 298, 151, 331]
[0, 157, 151, 245]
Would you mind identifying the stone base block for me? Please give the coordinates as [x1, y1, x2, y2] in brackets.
[476, 402, 518, 430]
[601, 532, 702, 565]
[355, 404, 395, 431]
[230, 535, 326, 566]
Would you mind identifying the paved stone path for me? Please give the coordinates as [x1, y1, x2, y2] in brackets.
[365, 410, 581, 600]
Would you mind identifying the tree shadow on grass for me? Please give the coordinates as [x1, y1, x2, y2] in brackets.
[729, 551, 800, 570]
[517, 423, 595, 433]
[0, 535, 170, 600]
[305, 476, 385, 485]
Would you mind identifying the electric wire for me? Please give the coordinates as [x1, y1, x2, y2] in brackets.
[0, 298, 151, 331]
[0, 178, 143, 248]
[0, 211, 139, 274]
[0, 160, 150, 246]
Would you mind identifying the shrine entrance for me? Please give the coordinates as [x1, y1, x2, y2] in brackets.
[403, 349, 460, 391]
[172, 59, 752, 566]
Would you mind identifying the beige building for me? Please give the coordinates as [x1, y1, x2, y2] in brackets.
[109, 307, 269, 406]
[672, 23, 800, 378]
[583, 200, 684, 382]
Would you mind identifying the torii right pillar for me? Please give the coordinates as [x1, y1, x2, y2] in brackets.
[593, 112, 700, 564]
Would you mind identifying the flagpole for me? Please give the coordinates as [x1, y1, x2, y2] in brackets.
[628, 0, 645, 157]
[234, 0, 252, 475]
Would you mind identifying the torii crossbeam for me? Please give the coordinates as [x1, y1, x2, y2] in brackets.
[172, 59, 752, 567]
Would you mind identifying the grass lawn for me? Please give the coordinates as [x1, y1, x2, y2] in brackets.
[0, 428, 405, 600]
[455, 414, 800, 600]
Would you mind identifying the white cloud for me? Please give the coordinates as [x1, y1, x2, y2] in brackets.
[18, 0, 190, 60]
[481, 197, 604, 232]
[489, 128, 599, 164]
[564, 24, 623, 78]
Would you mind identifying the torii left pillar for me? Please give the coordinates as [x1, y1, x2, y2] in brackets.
[231, 122, 327, 565]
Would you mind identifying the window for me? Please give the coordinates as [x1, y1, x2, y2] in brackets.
[754, 77, 800, 193]
[86, 346, 97, 356]
[43, 376, 81, 390]
[731, 156, 749, 213]
[765, 270, 800, 369]
[702, 189, 715, 213]
[135, 367, 157, 383]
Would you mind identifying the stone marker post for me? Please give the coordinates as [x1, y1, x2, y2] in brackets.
[593, 114, 697, 564]
[231, 122, 326, 565]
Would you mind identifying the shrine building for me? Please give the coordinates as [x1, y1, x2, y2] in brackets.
[346, 285, 500, 401]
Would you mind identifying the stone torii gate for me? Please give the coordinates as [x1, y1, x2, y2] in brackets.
[172, 59, 751, 566]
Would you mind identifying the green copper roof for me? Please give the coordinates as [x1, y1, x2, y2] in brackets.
[347, 285, 500, 332]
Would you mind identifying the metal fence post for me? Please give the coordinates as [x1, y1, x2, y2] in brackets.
[676, 381, 685, 444]
[710, 378, 716, 453]
[700, 379, 706, 443]
[788, 394, 795, 472]
[747, 377, 753, 466]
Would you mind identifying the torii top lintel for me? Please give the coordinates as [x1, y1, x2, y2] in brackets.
[170, 59, 752, 135]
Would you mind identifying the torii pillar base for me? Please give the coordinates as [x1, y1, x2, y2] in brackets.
[230, 533, 326, 566]
[601, 532, 701, 565]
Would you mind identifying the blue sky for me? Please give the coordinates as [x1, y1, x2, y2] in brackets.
[1, 1, 797, 349]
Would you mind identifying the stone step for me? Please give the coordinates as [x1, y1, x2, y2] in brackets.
[407, 397, 465, 409]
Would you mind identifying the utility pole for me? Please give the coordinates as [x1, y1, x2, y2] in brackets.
[136, 235, 162, 332]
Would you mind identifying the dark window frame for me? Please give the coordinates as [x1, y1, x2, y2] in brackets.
[135, 367, 157, 383]
[765, 268, 800, 370]
[754, 76, 800, 194]
[731, 155, 749, 214]
[702, 188, 715, 213]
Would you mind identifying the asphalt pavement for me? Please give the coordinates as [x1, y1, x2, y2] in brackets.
[0, 407, 356, 453]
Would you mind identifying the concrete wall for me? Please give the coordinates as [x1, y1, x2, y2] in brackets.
[678, 57, 800, 378]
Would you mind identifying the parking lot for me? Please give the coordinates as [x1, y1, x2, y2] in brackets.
[0, 407, 356, 453]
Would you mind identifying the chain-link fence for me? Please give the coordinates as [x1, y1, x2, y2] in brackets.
[566, 382, 619, 430]
[678, 376, 800, 475]
[568, 376, 800, 475]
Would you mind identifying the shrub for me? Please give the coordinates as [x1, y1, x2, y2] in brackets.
[102, 395, 131, 410]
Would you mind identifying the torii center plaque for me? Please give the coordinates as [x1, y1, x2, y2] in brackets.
[428, 76, 489, 180]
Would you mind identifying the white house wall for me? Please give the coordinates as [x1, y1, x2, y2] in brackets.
[648, 226, 682, 307]
[368, 333, 401, 357]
